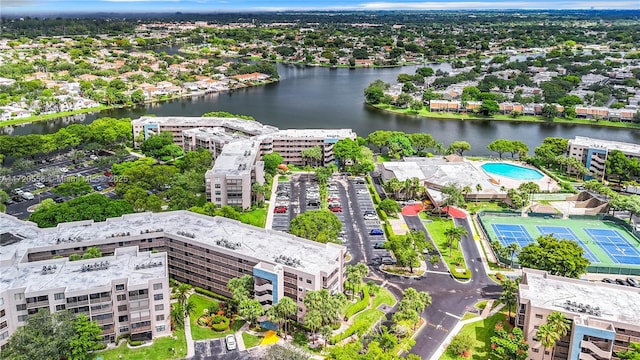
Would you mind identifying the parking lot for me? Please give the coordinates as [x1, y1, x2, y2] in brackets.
[193, 338, 251, 360]
[3, 150, 130, 220]
[271, 180, 293, 232]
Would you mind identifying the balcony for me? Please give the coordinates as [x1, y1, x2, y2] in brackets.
[26, 300, 49, 309]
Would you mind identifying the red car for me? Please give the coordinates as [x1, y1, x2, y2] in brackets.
[274, 206, 288, 213]
[329, 207, 343, 213]
[328, 197, 340, 202]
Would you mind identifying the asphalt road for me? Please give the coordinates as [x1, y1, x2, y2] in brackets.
[193, 338, 252, 360]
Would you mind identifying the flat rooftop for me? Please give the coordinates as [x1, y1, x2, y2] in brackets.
[520, 269, 640, 326]
[570, 136, 640, 155]
[380, 157, 503, 194]
[132, 116, 279, 137]
[208, 139, 261, 176]
[182, 127, 249, 144]
[0, 211, 344, 275]
[0, 247, 166, 294]
[273, 128, 356, 140]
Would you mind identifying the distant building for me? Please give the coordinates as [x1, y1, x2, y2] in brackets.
[567, 136, 640, 179]
[517, 269, 640, 360]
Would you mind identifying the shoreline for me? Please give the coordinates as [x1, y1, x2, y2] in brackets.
[369, 103, 640, 130]
[0, 79, 279, 128]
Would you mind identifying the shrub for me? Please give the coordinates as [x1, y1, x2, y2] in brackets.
[449, 264, 471, 280]
[211, 315, 230, 332]
[330, 320, 369, 344]
[93, 342, 108, 351]
[128, 339, 143, 347]
[448, 333, 475, 356]
[116, 333, 130, 343]
[293, 331, 308, 346]
[194, 287, 229, 301]
[345, 287, 370, 319]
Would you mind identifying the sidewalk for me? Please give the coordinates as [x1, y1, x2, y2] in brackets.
[264, 177, 279, 230]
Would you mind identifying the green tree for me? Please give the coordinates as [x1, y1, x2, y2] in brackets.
[378, 198, 401, 216]
[408, 133, 437, 154]
[227, 274, 254, 306]
[491, 327, 529, 360]
[545, 311, 571, 359]
[130, 89, 145, 104]
[606, 150, 630, 183]
[500, 279, 518, 323]
[333, 138, 362, 166]
[275, 296, 297, 339]
[304, 310, 323, 344]
[68, 314, 103, 360]
[542, 104, 559, 119]
[440, 183, 465, 208]
[81, 246, 102, 260]
[239, 299, 265, 327]
[29, 194, 133, 228]
[139, 131, 174, 158]
[487, 139, 514, 159]
[480, 99, 499, 115]
[262, 152, 284, 175]
[444, 225, 467, 257]
[364, 80, 386, 104]
[448, 333, 475, 357]
[303, 289, 346, 327]
[388, 133, 414, 159]
[301, 146, 323, 167]
[320, 325, 333, 348]
[518, 234, 590, 278]
[289, 210, 342, 243]
[617, 342, 640, 360]
[449, 141, 471, 156]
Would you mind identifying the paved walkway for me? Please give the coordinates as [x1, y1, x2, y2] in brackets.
[184, 313, 195, 359]
[264, 177, 279, 230]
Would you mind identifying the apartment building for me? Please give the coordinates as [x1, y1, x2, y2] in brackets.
[0, 211, 345, 344]
[567, 136, 640, 179]
[182, 127, 249, 158]
[131, 116, 278, 147]
[517, 269, 640, 360]
[205, 139, 264, 209]
[0, 245, 171, 350]
[269, 129, 357, 166]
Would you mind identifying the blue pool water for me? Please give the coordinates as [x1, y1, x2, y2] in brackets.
[481, 163, 544, 180]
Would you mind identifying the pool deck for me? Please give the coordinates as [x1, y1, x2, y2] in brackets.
[471, 160, 560, 192]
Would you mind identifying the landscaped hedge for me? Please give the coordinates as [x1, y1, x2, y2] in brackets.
[211, 315, 230, 332]
[448, 264, 471, 280]
[330, 320, 369, 345]
[366, 176, 382, 204]
[345, 287, 370, 319]
[194, 287, 229, 301]
[128, 339, 143, 347]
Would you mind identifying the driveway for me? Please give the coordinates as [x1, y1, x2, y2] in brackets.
[193, 338, 251, 360]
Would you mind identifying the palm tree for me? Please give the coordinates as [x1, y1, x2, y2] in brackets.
[176, 283, 191, 307]
[320, 325, 333, 348]
[266, 305, 283, 335]
[170, 303, 185, 330]
[277, 297, 297, 339]
[305, 310, 322, 345]
[444, 225, 468, 257]
[500, 279, 518, 323]
[462, 185, 472, 203]
[384, 178, 402, 200]
[536, 324, 560, 360]
[546, 311, 570, 359]
[506, 243, 520, 268]
[475, 183, 483, 205]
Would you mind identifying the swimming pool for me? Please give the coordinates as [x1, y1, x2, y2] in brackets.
[481, 163, 544, 180]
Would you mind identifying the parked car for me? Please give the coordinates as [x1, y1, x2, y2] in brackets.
[626, 277, 639, 287]
[364, 210, 376, 216]
[4, 198, 15, 205]
[225, 334, 237, 351]
[357, 189, 369, 194]
[53, 196, 65, 203]
[364, 214, 377, 220]
[615, 278, 628, 286]
[274, 206, 288, 213]
[21, 192, 35, 200]
[373, 242, 385, 249]
[380, 256, 396, 265]
[59, 167, 69, 173]
[327, 186, 338, 191]
[34, 182, 45, 189]
[307, 200, 320, 207]
[370, 229, 384, 236]
[328, 201, 341, 208]
[13, 188, 24, 195]
[94, 185, 104, 191]
[601, 278, 614, 284]
[329, 206, 343, 213]
[89, 154, 99, 160]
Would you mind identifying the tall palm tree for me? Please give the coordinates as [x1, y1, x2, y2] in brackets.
[536, 324, 560, 360]
[500, 279, 518, 323]
[475, 183, 483, 205]
[461, 185, 472, 203]
[176, 283, 191, 307]
[277, 297, 297, 339]
[546, 311, 571, 359]
[444, 226, 467, 257]
[506, 243, 520, 268]
[266, 305, 283, 335]
[305, 310, 322, 345]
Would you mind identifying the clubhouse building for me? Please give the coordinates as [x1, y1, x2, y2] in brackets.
[0, 211, 346, 350]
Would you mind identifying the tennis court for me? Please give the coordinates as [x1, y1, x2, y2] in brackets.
[537, 226, 599, 263]
[584, 229, 640, 265]
[478, 214, 640, 268]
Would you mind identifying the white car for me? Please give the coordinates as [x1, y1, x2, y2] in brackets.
[89, 154, 99, 160]
[225, 334, 237, 351]
[59, 167, 69, 173]
[364, 214, 378, 220]
[357, 189, 369, 194]
[34, 182, 45, 189]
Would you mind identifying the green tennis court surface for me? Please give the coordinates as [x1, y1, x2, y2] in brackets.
[480, 214, 640, 266]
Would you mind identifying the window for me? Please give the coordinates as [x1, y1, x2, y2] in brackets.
[117, 305, 128, 312]
[535, 314, 543, 319]
[56, 304, 66, 311]
[154, 304, 164, 311]
[17, 315, 27, 322]
[116, 284, 125, 291]
[215, 197, 221, 202]
[54, 293, 65, 301]
[119, 326, 129, 333]
[156, 315, 164, 321]
[153, 283, 162, 290]
[0, 297, 3, 306]
[117, 294, 127, 301]
[0, 310, 4, 318]
[0, 322, 6, 330]
[306, 279, 312, 284]
[215, 184, 221, 188]
[156, 325, 165, 332]
[532, 349, 539, 353]
[14, 293, 24, 301]
[0, 331, 8, 341]
[16, 304, 26, 311]
[119, 315, 129, 322]
[153, 294, 163, 301]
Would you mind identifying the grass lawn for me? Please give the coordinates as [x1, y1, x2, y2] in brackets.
[465, 201, 508, 214]
[439, 312, 508, 360]
[371, 287, 396, 309]
[377, 154, 392, 162]
[241, 332, 263, 348]
[189, 294, 246, 341]
[239, 208, 267, 228]
[423, 216, 469, 271]
[93, 330, 187, 360]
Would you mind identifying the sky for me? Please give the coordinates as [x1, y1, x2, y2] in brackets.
[1, 0, 639, 15]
